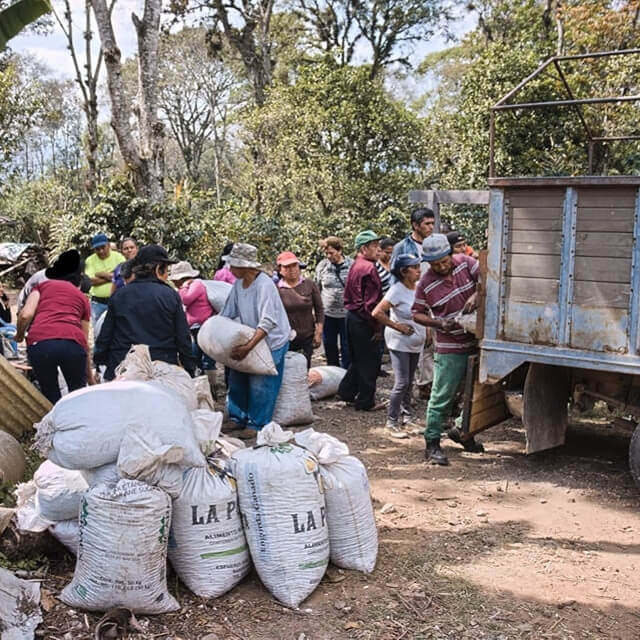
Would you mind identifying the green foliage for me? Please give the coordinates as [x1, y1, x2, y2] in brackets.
[0, 0, 50, 50]
[234, 60, 428, 262]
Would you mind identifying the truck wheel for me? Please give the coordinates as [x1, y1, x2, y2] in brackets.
[630, 424, 640, 490]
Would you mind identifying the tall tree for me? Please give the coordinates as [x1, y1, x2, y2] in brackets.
[90, 0, 165, 202]
[291, 0, 447, 78]
[52, 0, 114, 200]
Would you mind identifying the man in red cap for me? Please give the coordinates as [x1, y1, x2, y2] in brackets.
[276, 251, 324, 367]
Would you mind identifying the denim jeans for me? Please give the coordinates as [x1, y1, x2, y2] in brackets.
[388, 349, 420, 420]
[227, 342, 288, 430]
[322, 315, 350, 369]
[190, 327, 216, 372]
[28, 339, 87, 404]
[90, 300, 108, 331]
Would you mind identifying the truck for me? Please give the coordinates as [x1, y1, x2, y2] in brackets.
[416, 50, 640, 489]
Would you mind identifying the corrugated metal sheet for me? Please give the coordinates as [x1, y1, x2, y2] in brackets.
[0, 355, 51, 438]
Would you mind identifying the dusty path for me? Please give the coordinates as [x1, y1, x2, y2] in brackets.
[28, 371, 640, 640]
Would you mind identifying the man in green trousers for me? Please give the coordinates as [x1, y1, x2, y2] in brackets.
[412, 234, 484, 465]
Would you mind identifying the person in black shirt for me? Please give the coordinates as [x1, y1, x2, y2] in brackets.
[94, 244, 195, 380]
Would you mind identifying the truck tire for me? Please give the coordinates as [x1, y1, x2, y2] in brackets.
[630, 424, 640, 490]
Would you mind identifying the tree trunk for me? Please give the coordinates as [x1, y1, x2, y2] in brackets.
[90, 0, 165, 203]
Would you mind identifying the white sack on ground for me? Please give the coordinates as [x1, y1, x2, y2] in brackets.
[0, 566, 42, 640]
[272, 352, 314, 426]
[115, 344, 198, 411]
[61, 480, 178, 614]
[307, 366, 347, 401]
[194, 375, 215, 410]
[191, 409, 223, 456]
[202, 280, 232, 312]
[49, 519, 80, 555]
[14, 481, 52, 533]
[33, 461, 88, 522]
[117, 426, 185, 499]
[168, 458, 250, 597]
[80, 463, 121, 488]
[233, 422, 328, 608]
[197, 316, 277, 375]
[33, 381, 205, 470]
[294, 428, 378, 574]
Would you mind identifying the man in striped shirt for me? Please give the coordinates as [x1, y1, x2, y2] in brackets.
[412, 234, 483, 465]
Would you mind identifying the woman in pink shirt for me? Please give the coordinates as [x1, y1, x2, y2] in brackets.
[15, 249, 94, 403]
[169, 261, 215, 375]
[213, 242, 237, 284]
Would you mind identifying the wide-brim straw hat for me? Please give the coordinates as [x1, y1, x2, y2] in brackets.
[169, 260, 200, 280]
[223, 243, 261, 268]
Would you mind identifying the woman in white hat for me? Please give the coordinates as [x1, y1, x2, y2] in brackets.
[219, 243, 291, 438]
[169, 261, 216, 379]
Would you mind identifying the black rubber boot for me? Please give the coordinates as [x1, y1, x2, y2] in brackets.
[425, 440, 449, 466]
[447, 427, 485, 453]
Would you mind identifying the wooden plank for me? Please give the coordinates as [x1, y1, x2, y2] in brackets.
[506, 253, 561, 279]
[0, 355, 51, 437]
[409, 189, 490, 205]
[574, 256, 631, 283]
[576, 188, 637, 208]
[471, 380, 503, 401]
[476, 250, 487, 341]
[511, 217, 564, 232]
[577, 217, 635, 233]
[489, 176, 640, 187]
[505, 276, 558, 303]
[471, 389, 505, 412]
[510, 229, 562, 255]
[469, 402, 509, 435]
[511, 207, 564, 220]
[573, 281, 630, 308]
[577, 207, 635, 217]
[575, 231, 633, 258]
[507, 195, 565, 208]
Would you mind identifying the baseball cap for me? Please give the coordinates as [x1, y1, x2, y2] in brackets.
[422, 234, 452, 262]
[354, 230, 381, 249]
[135, 244, 177, 265]
[393, 253, 421, 270]
[276, 251, 300, 266]
[91, 233, 109, 249]
[447, 231, 465, 245]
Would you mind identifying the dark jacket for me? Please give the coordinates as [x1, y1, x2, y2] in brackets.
[94, 276, 195, 380]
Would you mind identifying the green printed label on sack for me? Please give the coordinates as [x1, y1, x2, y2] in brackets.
[299, 557, 329, 570]
[200, 544, 248, 559]
[269, 443, 293, 455]
[80, 497, 88, 527]
[158, 515, 168, 544]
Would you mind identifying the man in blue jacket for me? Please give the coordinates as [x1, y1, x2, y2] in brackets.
[390, 207, 435, 275]
[94, 244, 195, 380]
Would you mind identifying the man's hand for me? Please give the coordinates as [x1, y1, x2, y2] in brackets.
[463, 292, 478, 314]
[440, 318, 458, 332]
[231, 342, 253, 360]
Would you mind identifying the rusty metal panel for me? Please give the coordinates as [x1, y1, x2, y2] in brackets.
[570, 307, 629, 353]
[503, 301, 560, 345]
[0, 355, 51, 438]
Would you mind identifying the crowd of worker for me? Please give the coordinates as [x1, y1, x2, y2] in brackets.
[8, 207, 482, 466]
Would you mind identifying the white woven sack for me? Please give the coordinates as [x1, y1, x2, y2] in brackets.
[49, 519, 80, 555]
[272, 352, 314, 426]
[33, 381, 205, 470]
[115, 344, 198, 411]
[202, 280, 232, 312]
[308, 366, 347, 400]
[168, 459, 250, 597]
[197, 316, 277, 375]
[294, 429, 378, 573]
[34, 461, 88, 522]
[14, 480, 52, 533]
[61, 480, 178, 614]
[233, 423, 328, 608]
[117, 426, 185, 498]
[194, 375, 215, 410]
[191, 409, 223, 456]
[81, 463, 121, 488]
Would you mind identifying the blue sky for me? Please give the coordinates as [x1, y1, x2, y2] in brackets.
[10, 1, 476, 82]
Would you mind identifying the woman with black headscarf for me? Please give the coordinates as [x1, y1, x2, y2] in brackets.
[16, 250, 94, 403]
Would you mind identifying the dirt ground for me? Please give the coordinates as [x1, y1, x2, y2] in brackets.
[4, 370, 633, 640]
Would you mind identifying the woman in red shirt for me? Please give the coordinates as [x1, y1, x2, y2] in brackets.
[16, 250, 93, 403]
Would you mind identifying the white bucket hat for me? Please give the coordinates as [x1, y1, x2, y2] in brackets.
[169, 260, 200, 280]
[222, 243, 261, 268]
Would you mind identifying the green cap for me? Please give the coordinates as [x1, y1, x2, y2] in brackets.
[354, 230, 381, 249]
